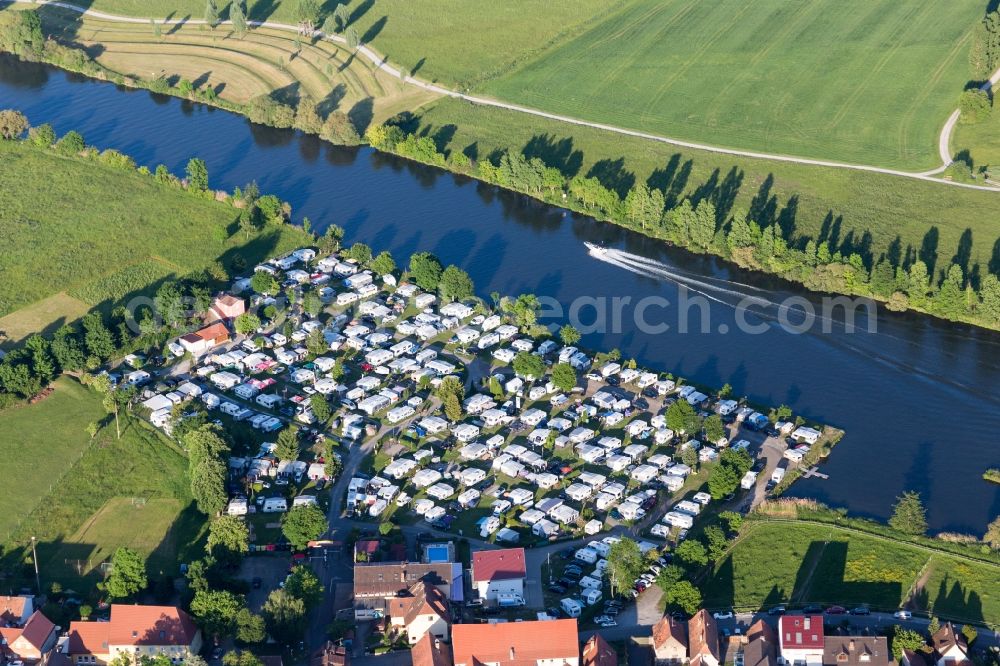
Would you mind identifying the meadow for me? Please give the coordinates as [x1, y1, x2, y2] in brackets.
[701, 520, 1000, 624]
[0, 140, 308, 323]
[953, 111, 1000, 171]
[0, 377, 205, 586]
[415, 98, 1000, 278]
[483, 0, 983, 169]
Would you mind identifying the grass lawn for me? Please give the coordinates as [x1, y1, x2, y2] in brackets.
[701, 520, 1000, 624]
[0, 292, 91, 350]
[0, 377, 205, 587]
[952, 111, 1000, 172]
[415, 97, 1000, 278]
[0, 377, 103, 540]
[0, 140, 308, 319]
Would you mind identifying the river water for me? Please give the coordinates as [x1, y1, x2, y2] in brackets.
[1, 55, 997, 533]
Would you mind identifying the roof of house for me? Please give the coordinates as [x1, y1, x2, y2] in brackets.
[780, 615, 824, 650]
[194, 322, 230, 342]
[353, 562, 458, 599]
[931, 623, 968, 659]
[311, 641, 350, 666]
[215, 294, 243, 307]
[902, 649, 933, 666]
[471, 548, 527, 584]
[68, 605, 198, 653]
[823, 637, 892, 666]
[743, 620, 777, 666]
[412, 633, 453, 666]
[583, 633, 617, 666]
[17, 611, 55, 650]
[451, 618, 579, 666]
[652, 615, 688, 651]
[388, 581, 449, 628]
[688, 610, 720, 666]
[0, 596, 30, 625]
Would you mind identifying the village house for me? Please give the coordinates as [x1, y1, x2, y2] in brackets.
[450, 618, 579, 666]
[688, 610, 721, 666]
[779, 615, 825, 666]
[471, 548, 526, 603]
[583, 634, 617, 666]
[353, 562, 462, 619]
[652, 615, 688, 664]
[743, 620, 778, 666]
[387, 581, 450, 645]
[209, 294, 245, 322]
[411, 633, 451, 666]
[66, 605, 202, 666]
[178, 322, 230, 356]
[0, 610, 57, 664]
[0, 596, 34, 626]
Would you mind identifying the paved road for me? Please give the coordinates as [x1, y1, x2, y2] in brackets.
[14, 0, 1000, 192]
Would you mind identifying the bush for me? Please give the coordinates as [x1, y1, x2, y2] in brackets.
[958, 89, 991, 124]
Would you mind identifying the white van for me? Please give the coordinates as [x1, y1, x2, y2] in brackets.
[560, 598, 582, 618]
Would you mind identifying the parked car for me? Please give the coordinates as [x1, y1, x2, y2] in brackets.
[767, 605, 787, 616]
[851, 607, 870, 616]
[713, 610, 734, 620]
[598, 619, 617, 628]
[802, 605, 823, 614]
[826, 606, 847, 615]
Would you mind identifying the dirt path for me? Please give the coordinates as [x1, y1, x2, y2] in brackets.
[14, 0, 1000, 192]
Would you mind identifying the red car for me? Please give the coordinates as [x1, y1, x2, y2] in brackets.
[825, 605, 847, 615]
[360, 362, 374, 372]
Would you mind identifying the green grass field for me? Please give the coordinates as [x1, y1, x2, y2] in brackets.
[0, 377, 205, 585]
[702, 521, 1000, 624]
[483, 0, 982, 169]
[0, 140, 308, 318]
[416, 97, 1000, 277]
[953, 111, 1000, 171]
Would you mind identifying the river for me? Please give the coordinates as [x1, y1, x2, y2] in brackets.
[1, 55, 998, 533]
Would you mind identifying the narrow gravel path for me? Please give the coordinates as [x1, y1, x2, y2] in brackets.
[14, 0, 1000, 192]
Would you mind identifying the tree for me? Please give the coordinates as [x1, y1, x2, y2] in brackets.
[512, 351, 545, 380]
[665, 399, 700, 435]
[704, 525, 729, 561]
[281, 504, 328, 550]
[889, 491, 928, 536]
[346, 241, 372, 264]
[82, 313, 116, 359]
[607, 538, 646, 595]
[190, 589, 243, 639]
[890, 626, 927, 660]
[294, 0, 321, 33]
[959, 89, 992, 124]
[103, 547, 147, 599]
[664, 580, 703, 615]
[551, 363, 576, 392]
[204, 0, 220, 27]
[370, 250, 396, 276]
[980, 274, 1000, 324]
[27, 122, 55, 147]
[234, 608, 266, 644]
[55, 130, 85, 155]
[703, 414, 726, 443]
[320, 111, 361, 145]
[928, 616, 940, 636]
[0, 109, 29, 140]
[438, 265, 474, 302]
[234, 312, 261, 336]
[983, 515, 1000, 549]
[284, 565, 323, 610]
[719, 510, 744, 534]
[262, 589, 307, 645]
[310, 394, 331, 423]
[409, 252, 443, 291]
[229, 0, 248, 37]
[250, 271, 279, 295]
[207, 516, 250, 566]
[186, 157, 209, 191]
[275, 426, 300, 461]
[559, 324, 581, 346]
[191, 457, 228, 515]
[674, 540, 708, 569]
[223, 651, 263, 666]
[345, 26, 359, 50]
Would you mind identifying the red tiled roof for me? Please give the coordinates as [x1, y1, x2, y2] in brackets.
[67, 621, 110, 655]
[108, 604, 198, 646]
[652, 615, 687, 650]
[780, 615, 824, 649]
[451, 618, 578, 666]
[388, 582, 449, 627]
[412, 633, 452, 666]
[471, 548, 527, 583]
[0, 596, 29, 625]
[17, 611, 54, 650]
[688, 610, 720, 665]
[194, 322, 229, 343]
[582, 634, 617, 666]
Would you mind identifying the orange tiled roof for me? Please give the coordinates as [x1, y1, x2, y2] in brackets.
[451, 618, 578, 666]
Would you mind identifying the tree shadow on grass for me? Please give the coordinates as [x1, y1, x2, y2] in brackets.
[348, 97, 374, 135]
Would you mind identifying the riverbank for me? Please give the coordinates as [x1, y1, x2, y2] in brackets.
[3, 5, 1000, 334]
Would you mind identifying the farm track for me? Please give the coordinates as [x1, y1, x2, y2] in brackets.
[9, 0, 1000, 192]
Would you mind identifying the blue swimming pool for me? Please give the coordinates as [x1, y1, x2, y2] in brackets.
[425, 545, 450, 563]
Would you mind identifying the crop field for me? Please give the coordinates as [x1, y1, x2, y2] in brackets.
[483, 0, 984, 169]
[0, 141, 308, 319]
[82, 0, 615, 88]
[701, 521, 1000, 624]
[36, 7, 439, 120]
[416, 98, 1000, 275]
